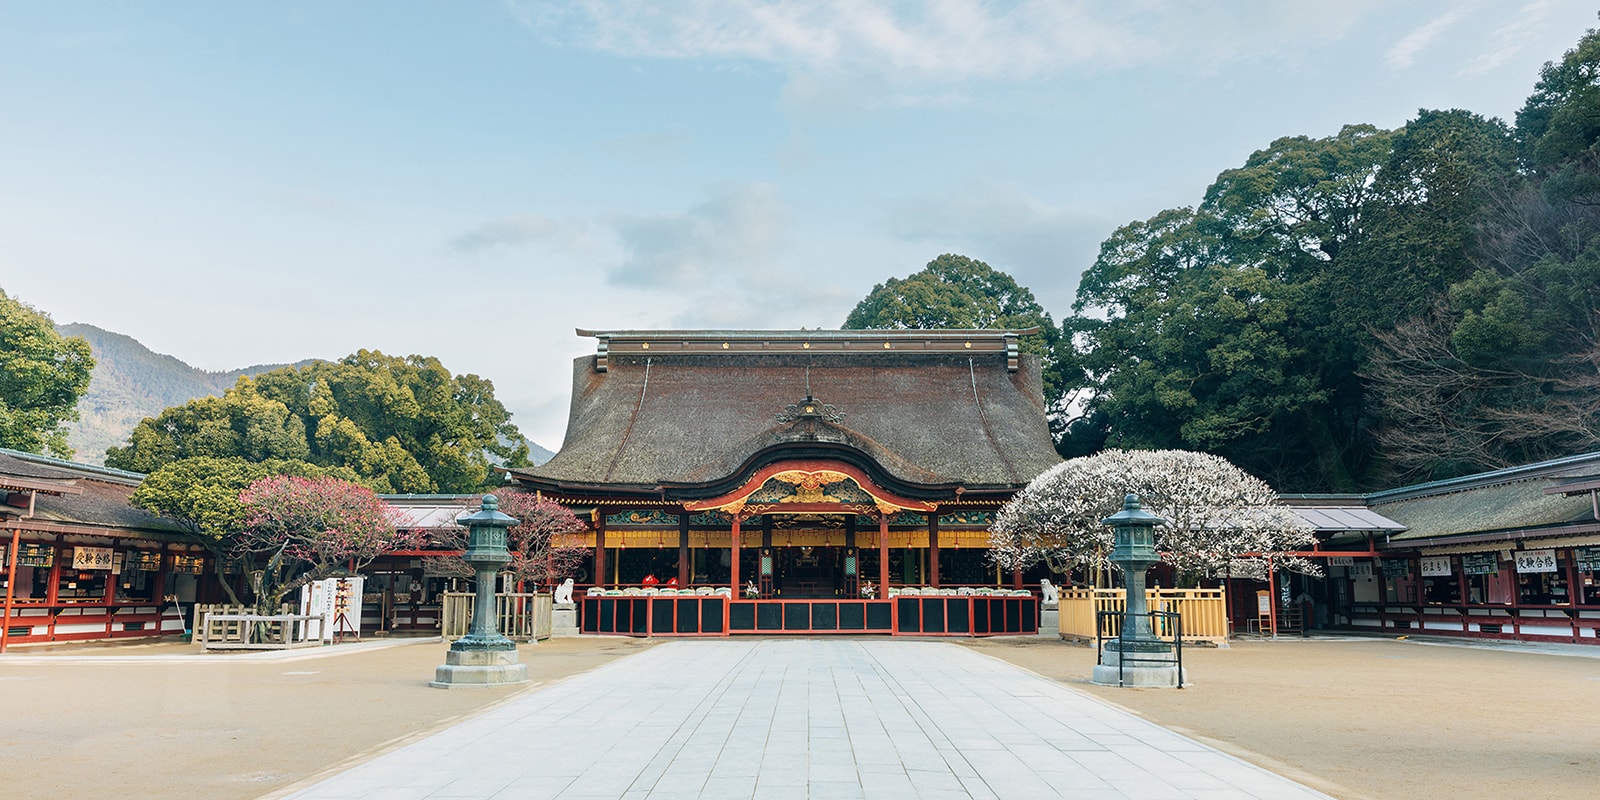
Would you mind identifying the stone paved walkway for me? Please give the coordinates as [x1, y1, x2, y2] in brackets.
[275, 639, 1331, 800]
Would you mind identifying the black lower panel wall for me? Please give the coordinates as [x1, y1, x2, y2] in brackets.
[583, 597, 725, 636]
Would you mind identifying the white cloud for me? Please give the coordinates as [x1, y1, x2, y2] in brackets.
[514, 0, 1378, 82]
[607, 183, 787, 289]
[883, 182, 1110, 311]
[1459, 0, 1553, 76]
[444, 184, 853, 326]
[447, 185, 788, 289]
[447, 215, 599, 252]
[1387, 9, 1465, 69]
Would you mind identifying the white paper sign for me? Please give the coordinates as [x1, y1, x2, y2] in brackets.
[1515, 549, 1558, 573]
[299, 577, 365, 642]
[1420, 556, 1453, 577]
[1329, 556, 1354, 566]
[72, 546, 115, 571]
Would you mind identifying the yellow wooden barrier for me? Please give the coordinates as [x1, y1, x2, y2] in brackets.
[1057, 588, 1229, 645]
[441, 592, 552, 642]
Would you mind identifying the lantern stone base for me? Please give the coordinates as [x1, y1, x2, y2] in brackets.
[551, 603, 579, 637]
[1091, 641, 1184, 688]
[429, 647, 529, 689]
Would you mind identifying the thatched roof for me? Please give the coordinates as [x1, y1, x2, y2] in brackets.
[514, 330, 1062, 500]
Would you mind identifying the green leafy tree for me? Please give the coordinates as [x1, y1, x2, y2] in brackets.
[1073, 206, 1345, 491]
[1516, 22, 1600, 202]
[129, 456, 364, 604]
[1203, 124, 1396, 278]
[0, 289, 94, 458]
[1337, 110, 1519, 333]
[1368, 195, 1600, 479]
[844, 253, 1068, 403]
[107, 350, 529, 493]
[1072, 113, 1524, 491]
[1364, 25, 1600, 481]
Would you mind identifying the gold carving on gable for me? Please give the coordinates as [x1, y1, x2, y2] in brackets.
[773, 469, 853, 503]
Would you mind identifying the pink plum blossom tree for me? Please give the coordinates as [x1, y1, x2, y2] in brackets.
[432, 491, 589, 590]
[237, 475, 420, 614]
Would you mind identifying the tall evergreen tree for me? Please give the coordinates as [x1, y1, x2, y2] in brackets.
[0, 288, 94, 458]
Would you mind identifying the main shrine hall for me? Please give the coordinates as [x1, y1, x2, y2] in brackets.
[508, 328, 1061, 635]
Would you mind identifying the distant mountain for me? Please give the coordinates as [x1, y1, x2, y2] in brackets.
[56, 324, 316, 465]
[55, 324, 555, 467]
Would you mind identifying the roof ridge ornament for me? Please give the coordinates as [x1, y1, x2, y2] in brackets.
[776, 394, 845, 424]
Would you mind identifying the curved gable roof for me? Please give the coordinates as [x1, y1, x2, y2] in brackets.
[517, 330, 1062, 497]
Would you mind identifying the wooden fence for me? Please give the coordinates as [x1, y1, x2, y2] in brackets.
[192, 603, 294, 643]
[441, 592, 552, 642]
[1058, 588, 1229, 645]
[198, 613, 323, 650]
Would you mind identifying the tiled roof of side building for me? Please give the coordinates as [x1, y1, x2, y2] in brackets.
[0, 450, 193, 537]
[517, 330, 1062, 496]
[1368, 452, 1600, 541]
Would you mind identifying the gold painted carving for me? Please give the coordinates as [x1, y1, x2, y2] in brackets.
[771, 469, 852, 503]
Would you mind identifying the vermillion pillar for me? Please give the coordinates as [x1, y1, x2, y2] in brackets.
[730, 515, 742, 596]
[878, 513, 890, 595]
[677, 512, 691, 587]
[594, 514, 607, 590]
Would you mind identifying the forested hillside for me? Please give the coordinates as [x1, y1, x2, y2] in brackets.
[57, 324, 556, 468]
[55, 324, 312, 464]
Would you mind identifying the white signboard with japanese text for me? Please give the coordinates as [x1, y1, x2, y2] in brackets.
[1515, 549, 1558, 573]
[72, 546, 115, 571]
[299, 577, 365, 642]
[1420, 556, 1453, 577]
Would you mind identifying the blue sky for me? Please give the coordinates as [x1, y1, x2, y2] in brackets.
[2, 1, 1596, 452]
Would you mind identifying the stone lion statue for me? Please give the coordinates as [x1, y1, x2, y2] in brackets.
[1038, 577, 1060, 608]
[554, 578, 575, 605]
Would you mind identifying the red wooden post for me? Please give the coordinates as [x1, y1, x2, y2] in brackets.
[878, 513, 890, 594]
[45, 539, 61, 605]
[928, 512, 940, 588]
[153, 547, 171, 631]
[594, 515, 607, 590]
[1565, 548, 1581, 640]
[678, 511, 691, 587]
[102, 549, 117, 638]
[1267, 555, 1279, 638]
[731, 515, 742, 595]
[46, 538, 61, 640]
[1, 528, 19, 653]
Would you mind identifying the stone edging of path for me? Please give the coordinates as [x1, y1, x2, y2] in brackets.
[0, 635, 445, 665]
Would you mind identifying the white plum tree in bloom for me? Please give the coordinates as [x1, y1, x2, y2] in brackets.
[989, 449, 1317, 587]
